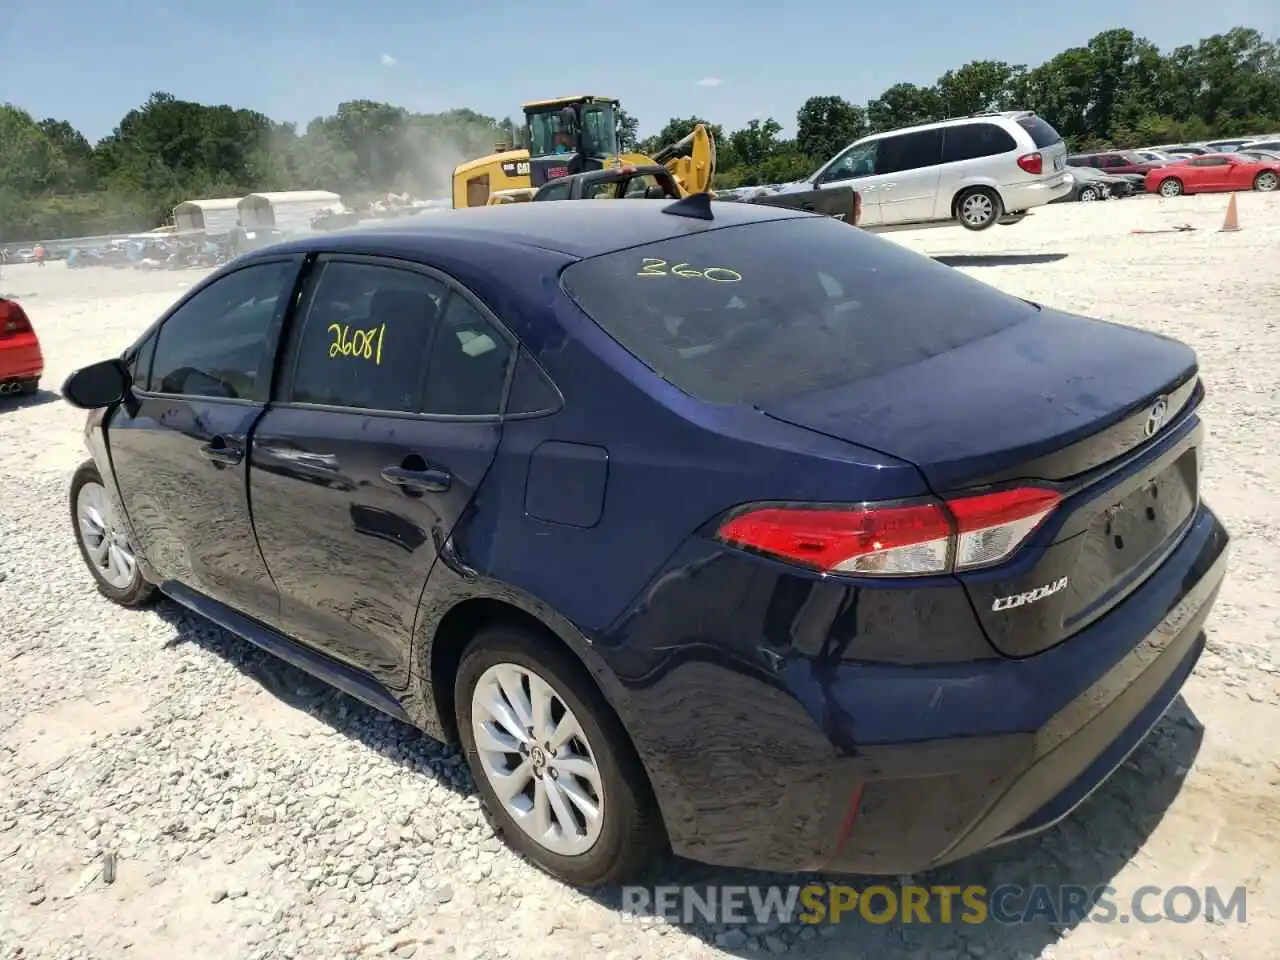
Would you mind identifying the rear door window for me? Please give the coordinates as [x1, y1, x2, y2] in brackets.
[560, 216, 1036, 405]
[941, 123, 1016, 163]
[283, 259, 446, 412]
[875, 129, 944, 174]
[1016, 115, 1063, 149]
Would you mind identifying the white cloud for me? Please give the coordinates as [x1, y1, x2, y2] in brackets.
[381, 53, 397, 67]
[695, 77, 722, 88]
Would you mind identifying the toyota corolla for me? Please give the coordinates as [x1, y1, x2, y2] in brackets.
[61, 198, 1229, 887]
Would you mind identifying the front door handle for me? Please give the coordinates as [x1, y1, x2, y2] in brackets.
[381, 465, 451, 493]
[200, 437, 243, 465]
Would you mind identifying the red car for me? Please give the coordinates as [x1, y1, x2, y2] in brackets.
[0, 298, 43, 396]
[1146, 153, 1280, 197]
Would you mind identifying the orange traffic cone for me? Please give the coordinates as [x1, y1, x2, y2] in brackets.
[1220, 193, 1241, 232]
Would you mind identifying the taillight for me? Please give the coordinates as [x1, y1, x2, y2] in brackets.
[715, 487, 1062, 577]
[945, 487, 1062, 570]
[717, 502, 953, 576]
[0, 300, 32, 336]
[1017, 152, 1044, 175]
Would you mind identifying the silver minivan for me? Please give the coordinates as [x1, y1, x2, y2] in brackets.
[802, 111, 1072, 231]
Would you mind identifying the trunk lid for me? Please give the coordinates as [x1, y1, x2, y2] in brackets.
[759, 306, 1202, 657]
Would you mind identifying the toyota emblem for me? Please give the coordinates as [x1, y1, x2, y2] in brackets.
[1144, 397, 1169, 438]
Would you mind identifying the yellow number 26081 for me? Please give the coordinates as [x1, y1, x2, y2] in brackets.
[327, 322, 386, 365]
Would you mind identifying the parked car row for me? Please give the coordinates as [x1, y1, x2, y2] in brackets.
[1140, 135, 1280, 158]
[1067, 146, 1280, 198]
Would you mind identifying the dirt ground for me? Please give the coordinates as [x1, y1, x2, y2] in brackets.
[2, 192, 1279, 959]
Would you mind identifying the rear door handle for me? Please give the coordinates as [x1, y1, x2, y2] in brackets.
[200, 438, 243, 465]
[380, 465, 452, 493]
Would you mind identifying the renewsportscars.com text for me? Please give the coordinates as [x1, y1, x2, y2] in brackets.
[620, 884, 1247, 926]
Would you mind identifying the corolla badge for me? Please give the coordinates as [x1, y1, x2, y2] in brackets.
[992, 576, 1070, 612]
[1144, 397, 1170, 438]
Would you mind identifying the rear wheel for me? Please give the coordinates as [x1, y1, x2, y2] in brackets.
[1078, 186, 1100, 202]
[955, 188, 1003, 230]
[70, 461, 155, 607]
[455, 623, 663, 887]
[1254, 171, 1278, 192]
[1158, 178, 1183, 198]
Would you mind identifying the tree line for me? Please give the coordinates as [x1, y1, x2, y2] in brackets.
[2, 26, 1278, 243]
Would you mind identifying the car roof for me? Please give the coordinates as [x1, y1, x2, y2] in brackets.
[256, 200, 813, 261]
[857, 111, 1034, 141]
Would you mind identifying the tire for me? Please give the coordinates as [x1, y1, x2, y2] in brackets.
[1158, 178, 1183, 198]
[1078, 186, 1100, 202]
[955, 188, 1003, 230]
[70, 460, 156, 607]
[455, 623, 664, 887]
[1254, 171, 1278, 192]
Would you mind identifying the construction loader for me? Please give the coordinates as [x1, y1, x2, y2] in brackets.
[450, 95, 716, 207]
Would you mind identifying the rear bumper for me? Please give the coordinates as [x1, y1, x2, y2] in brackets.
[1001, 172, 1073, 211]
[0, 337, 43, 381]
[622, 503, 1228, 875]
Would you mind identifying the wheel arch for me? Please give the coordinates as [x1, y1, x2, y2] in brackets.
[950, 182, 1003, 218]
[415, 580, 634, 749]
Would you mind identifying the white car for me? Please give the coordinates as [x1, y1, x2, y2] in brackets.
[797, 111, 1072, 231]
[1242, 138, 1280, 153]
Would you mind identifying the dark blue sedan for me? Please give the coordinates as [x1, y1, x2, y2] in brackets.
[62, 198, 1229, 887]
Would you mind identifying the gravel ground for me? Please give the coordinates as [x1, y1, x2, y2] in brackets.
[2, 193, 1280, 959]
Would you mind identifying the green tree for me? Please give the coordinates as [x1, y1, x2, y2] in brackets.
[866, 82, 944, 132]
[935, 61, 1015, 117]
[616, 107, 639, 150]
[796, 95, 866, 162]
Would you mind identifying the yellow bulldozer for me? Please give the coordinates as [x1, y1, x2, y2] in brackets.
[450, 95, 717, 207]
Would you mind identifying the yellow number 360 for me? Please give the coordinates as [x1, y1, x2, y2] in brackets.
[327, 322, 386, 365]
[636, 259, 742, 282]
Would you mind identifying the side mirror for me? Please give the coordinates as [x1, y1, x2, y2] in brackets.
[62, 358, 132, 409]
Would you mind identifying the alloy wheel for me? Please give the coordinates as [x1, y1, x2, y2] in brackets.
[75, 481, 137, 590]
[470, 662, 605, 857]
[960, 192, 995, 227]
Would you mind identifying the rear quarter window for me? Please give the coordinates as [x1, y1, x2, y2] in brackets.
[1016, 115, 1063, 149]
[559, 216, 1037, 405]
[941, 123, 1016, 163]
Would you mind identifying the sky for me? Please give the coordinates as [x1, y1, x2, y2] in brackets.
[2, 0, 1276, 144]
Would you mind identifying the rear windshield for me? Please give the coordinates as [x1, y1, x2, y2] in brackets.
[1017, 115, 1063, 149]
[559, 216, 1037, 405]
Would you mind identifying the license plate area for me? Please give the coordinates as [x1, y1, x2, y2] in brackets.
[1092, 452, 1196, 564]
[1053, 154, 1064, 171]
[1060, 449, 1198, 630]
